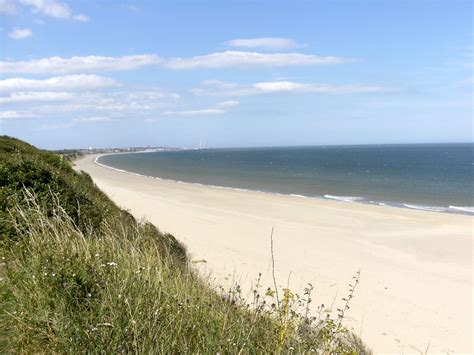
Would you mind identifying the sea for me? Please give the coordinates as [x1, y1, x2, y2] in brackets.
[97, 144, 474, 215]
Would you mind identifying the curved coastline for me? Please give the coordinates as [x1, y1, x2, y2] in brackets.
[95, 152, 474, 216]
[75, 153, 474, 353]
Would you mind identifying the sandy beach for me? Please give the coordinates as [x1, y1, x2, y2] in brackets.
[75, 154, 473, 354]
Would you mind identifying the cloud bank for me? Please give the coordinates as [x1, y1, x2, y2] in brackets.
[164, 51, 349, 69]
[0, 91, 75, 104]
[0, 55, 163, 74]
[192, 80, 388, 96]
[0, 51, 350, 74]
[0, 74, 119, 92]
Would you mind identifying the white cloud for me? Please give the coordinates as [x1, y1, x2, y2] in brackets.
[215, 100, 240, 108]
[0, 76, 180, 123]
[0, 55, 163, 74]
[125, 90, 180, 100]
[192, 80, 389, 96]
[8, 27, 33, 39]
[164, 51, 349, 69]
[37, 102, 154, 113]
[226, 37, 303, 50]
[0, 0, 17, 15]
[0, 51, 350, 74]
[0, 74, 119, 92]
[163, 109, 225, 117]
[34, 97, 161, 113]
[73, 116, 113, 122]
[201, 79, 239, 89]
[23, 88, 178, 114]
[0, 110, 37, 120]
[0, 91, 74, 104]
[253, 81, 388, 94]
[20, 0, 70, 18]
[19, 0, 88, 21]
[252, 81, 306, 92]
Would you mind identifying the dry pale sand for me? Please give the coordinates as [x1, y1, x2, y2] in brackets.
[75, 154, 473, 354]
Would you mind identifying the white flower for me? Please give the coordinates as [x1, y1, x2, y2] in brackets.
[107, 262, 117, 267]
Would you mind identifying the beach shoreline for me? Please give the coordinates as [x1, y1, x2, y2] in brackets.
[75, 154, 473, 353]
[95, 151, 474, 216]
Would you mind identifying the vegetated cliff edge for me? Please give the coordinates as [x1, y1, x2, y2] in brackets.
[0, 136, 369, 353]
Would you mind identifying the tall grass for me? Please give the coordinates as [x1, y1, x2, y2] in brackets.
[0, 191, 370, 353]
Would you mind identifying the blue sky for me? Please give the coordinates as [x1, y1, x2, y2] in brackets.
[0, 0, 472, 149]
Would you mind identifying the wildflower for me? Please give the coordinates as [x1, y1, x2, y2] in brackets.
[107, 262, 117, 267]
[87, 293, 92, 298]
[94, 254, 99, 257]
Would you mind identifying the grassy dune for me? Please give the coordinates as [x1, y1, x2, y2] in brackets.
[0, 136, 369, 353]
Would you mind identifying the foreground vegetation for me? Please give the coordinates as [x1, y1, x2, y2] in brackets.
[0, 136, 369, 353]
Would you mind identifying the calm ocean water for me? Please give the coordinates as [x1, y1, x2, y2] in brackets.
[98, 144, 474, 215]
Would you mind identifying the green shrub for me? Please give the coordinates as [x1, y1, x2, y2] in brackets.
[0, 135, 186, 265]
